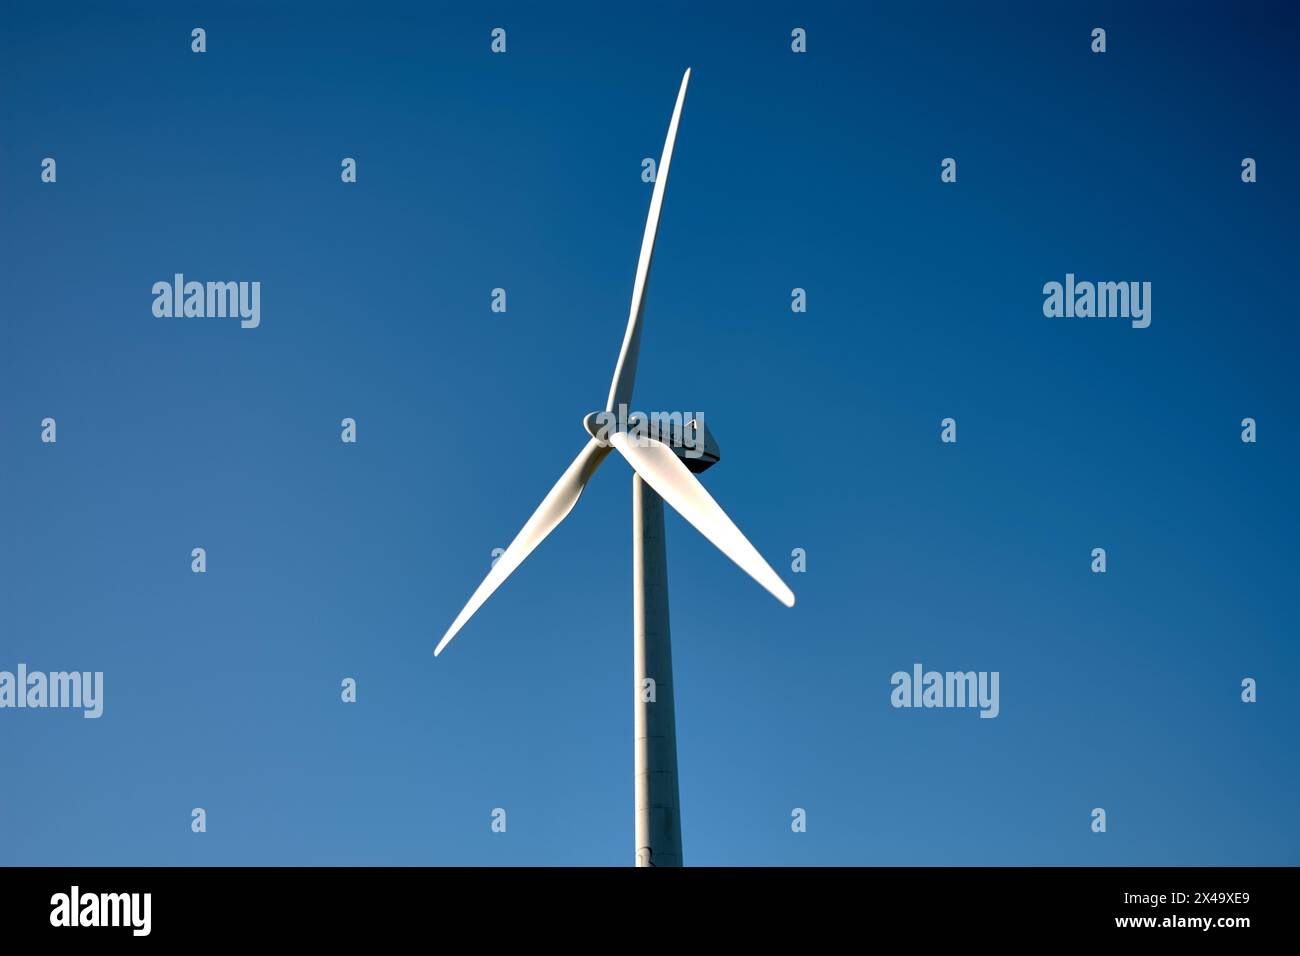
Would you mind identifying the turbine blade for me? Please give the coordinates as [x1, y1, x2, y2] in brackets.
[435, 438, 613, 656]
[605, 68, 691, 413]
[609, 431, 795, 608]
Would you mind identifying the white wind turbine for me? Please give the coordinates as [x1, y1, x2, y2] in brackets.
[435, 68, 795, 867]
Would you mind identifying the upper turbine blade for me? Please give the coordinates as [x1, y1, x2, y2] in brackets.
[605, 68, 692, 413]
[435, 437, 613, 656]
[608, 431, 795, 608]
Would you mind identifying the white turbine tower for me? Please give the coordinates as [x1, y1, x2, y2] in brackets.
[435, 69, 795, 867]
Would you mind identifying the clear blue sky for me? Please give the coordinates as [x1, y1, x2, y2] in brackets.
[2, 1, 1296, 866]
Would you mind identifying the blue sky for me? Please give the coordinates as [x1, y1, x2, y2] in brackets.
[1, 1, 1296, 865]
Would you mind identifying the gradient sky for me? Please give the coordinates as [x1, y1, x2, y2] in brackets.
[2, 1, 1297, 866]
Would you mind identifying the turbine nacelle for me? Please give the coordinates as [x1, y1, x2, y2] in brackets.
[582, 410, 720, 473]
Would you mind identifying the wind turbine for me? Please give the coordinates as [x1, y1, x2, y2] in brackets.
[435, 68, 795, 867]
